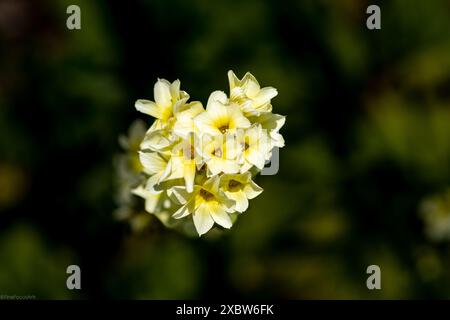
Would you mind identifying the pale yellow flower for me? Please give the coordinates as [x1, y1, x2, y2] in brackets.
[198, 133, 241, 176]
[220, 172, 263, 212]
[171, 176, 235, 236]
[194, 91, 251, 136]
[136, 79, 205, 154]
[135, 79, 203, 135]
[236, 124, 271, 173]
[134, 151, 184, 218]
[139, 128, 175, 154]
[250, 113, 286, 149]
[172, 101, 205, 138]
[163, 134, 202, 193]
[133, 150, 171, 215]
[138, 150, 171, 191]
[135, 78, 187, 122]
[228, 70, 278, 116]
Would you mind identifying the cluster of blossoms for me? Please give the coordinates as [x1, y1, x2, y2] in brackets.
[131, 71, 285, 236]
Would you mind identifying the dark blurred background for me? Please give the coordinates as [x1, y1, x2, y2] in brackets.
[0, 0, 449, 299]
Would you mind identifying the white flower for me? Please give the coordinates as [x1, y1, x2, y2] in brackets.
[135, 79, 187, 122]
[194, 91, 251, 136]
[138, 150, 171, 191]
[171, 176, 235, 236]
[237, 124, 271, 172]
[198, 133, 241, 176]
[172, 102, 205, 138]
[135, 79, 203, 136]
[228, 70, 278, 117]
[220, 172, 263, 212]
[250, 113, 286, 149]
[164, 134, 202, 193]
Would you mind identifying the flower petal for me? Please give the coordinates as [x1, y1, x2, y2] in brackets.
[231, 190, 249, 212]
[241, 72, 260, 97]
[154, 79, 172, 108]
[135, 99, 162, 118]
[170, 186, 193, 205]
[244, 180, 263, 199]
[194, 112, 221, 136]
[145, 193, 162, 213]
[145, 172, 164, 193]
[227, 70, 240, 90]
[202, 175, 220, 193]
[140, 130, 173, 151]
[221, 159, 240, 174]
[170, 79, 181, 101]
[175, 101, 204, 119]
[209, 203, 232, 228]
[193, 203, 215, 236]
[253, 87, 278, 106]
[228, 105, 251, 129]
[257, 113, 285, 132]
[240, 161, 253, 173]
[207, 100, 229, 123]
[132, 185, 162, 213]
[173, 118, 195, 137]
[131, 185, 149, 199]
[207, 90, 228, 105]
[172, 198, 195, 219]
[184, 161, 196, 193]
[247, 148, 266, 169]
[139, 151, 166, 175]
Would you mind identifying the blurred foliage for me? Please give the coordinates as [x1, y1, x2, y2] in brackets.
[0, 0, 449, 299]
[0, 225, 78, 299]
[420, 189, 450, 242]
[107, 233, 202, 299]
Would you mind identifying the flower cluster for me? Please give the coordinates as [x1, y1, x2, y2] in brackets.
[132, 71, 285, 236]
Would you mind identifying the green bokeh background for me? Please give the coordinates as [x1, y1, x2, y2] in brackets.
[0, 0, 449, 299]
